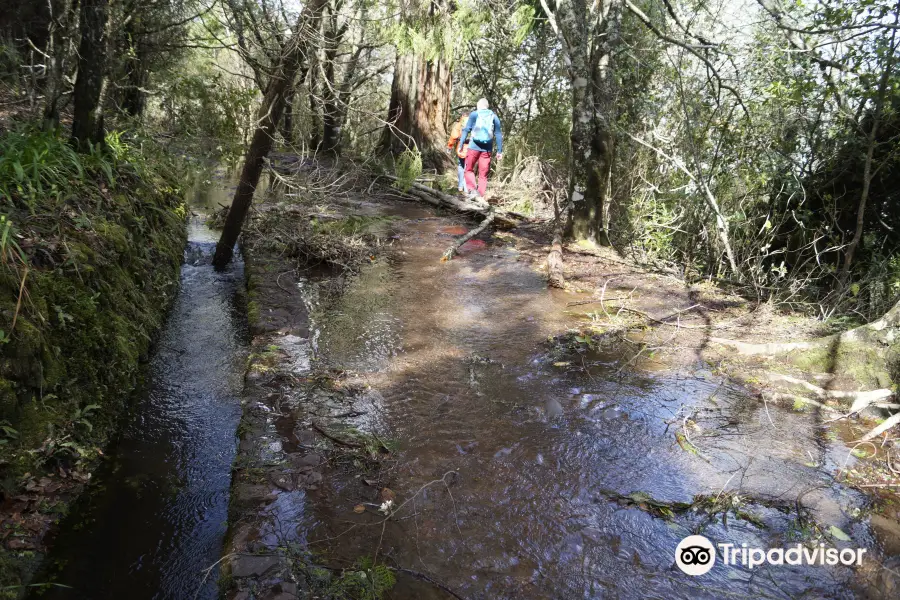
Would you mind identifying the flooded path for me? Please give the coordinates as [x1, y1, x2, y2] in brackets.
[34, 172, 248, 600]
[234, 185, 892, 599]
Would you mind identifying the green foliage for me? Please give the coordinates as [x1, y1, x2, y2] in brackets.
[0, 126, 187, 480]
[326, 558, 396, 600]
[0, 35, 21, 84]
[155, 64, 258, 148]
[0, 420, 17, 445]
[392, 149, 422, 192]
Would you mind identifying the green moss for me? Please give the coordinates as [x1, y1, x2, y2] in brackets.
[788, 341, 892, 389]
[0, 129, 188, 595]
[247, 300, 260, 327]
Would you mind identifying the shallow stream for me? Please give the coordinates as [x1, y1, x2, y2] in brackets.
[261, 188, 889, 598]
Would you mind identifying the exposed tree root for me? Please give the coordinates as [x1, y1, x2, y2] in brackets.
[711, 298, 900, 356]
[441, 208, 495, 262]
[764, 372, 893, 412]
[311, 420, 363, 448]
[762, 391, 841, 415]
[709, 337, 819, 355]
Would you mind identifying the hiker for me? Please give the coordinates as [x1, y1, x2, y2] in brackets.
[447, 110, 471, 192]
[457, 98, 503, 201]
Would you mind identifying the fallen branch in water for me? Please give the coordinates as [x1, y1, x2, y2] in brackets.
[395, 568, 467, 600]
[860, 412, 900, 441]
[310, 421, 363, 448]
[382, 175, 522, 228]
[441, 208, 495, 262]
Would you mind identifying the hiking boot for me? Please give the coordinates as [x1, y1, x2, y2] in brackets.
[465, 190, 478, 201]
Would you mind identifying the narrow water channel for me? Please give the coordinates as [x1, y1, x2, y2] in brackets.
[34, 172, 247, 600]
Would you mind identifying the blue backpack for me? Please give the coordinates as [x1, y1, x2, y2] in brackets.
[471, 109, 496, 144]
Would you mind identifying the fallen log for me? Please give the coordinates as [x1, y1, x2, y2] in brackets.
[441, 208, 495, 262]
[382, 175, 522, 228]
[861, 411, 900, 441]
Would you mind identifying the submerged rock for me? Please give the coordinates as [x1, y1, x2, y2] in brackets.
[545, 397, 564, 419]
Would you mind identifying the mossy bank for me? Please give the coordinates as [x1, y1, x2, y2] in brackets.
[0, 127, 188, 597]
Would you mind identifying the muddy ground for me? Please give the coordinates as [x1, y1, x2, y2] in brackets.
[220, 166, 900, 600]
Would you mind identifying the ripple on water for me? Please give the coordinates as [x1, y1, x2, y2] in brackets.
[300, 213, 878, 599]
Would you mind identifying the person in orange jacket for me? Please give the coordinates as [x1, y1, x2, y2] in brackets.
[447, 110, 471, 192]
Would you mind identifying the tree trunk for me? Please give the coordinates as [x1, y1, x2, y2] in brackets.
[70, 0, 109, 148]
[568, 81, 614, 244]
[122, 21, 149, 119]
[308, 50, 322, 150]
[380, 52, 453, 170]
[281, 86, 295, 145]
[839, 25, 897, 284]
[42, 0, 75, 129]
[320, 15, 344, 155]
[213, 0, 327, 269]
[541, 0, 621, 244]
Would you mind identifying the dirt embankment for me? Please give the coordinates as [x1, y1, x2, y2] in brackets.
[0, 146, 188, 597]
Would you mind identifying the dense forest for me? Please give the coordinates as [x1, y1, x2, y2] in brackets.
[1, 0, 900, 598]
[2, 0, 898, 306]
[2, 0, 898, 304]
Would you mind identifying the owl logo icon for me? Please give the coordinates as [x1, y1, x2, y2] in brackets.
[675, 535, 716, 575]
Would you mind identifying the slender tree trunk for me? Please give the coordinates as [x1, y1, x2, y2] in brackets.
[213, 0, 327, 269]
[839, 26, 898, 284]
[380, 51, 452, 170]
[308, 49, 322, 150]
[42, 0, 75, 129]
[320, 15, 344, 155]
[122, 21, 149, 119]
[541, 0, 621, 244]
[70, 0, 109, 148]
[281, 86, 295, 145]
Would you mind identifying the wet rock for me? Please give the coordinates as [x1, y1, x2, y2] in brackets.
[292, 453, 322, 468]
[298, 471, 323, 488]
[544, 398, 564, 419]
[296, 429, 317, 445]
[269, 473, 295, 491]
[276, 581, 300, 597]
[871, 514, 900, 556]
[230, 554, 286, 577]
[874, 557, 900, 599]
[494, 447, 513, 459]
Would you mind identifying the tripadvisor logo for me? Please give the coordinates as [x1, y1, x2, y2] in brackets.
[676, 535, 716, 575]
[675, 535, 867, 576]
